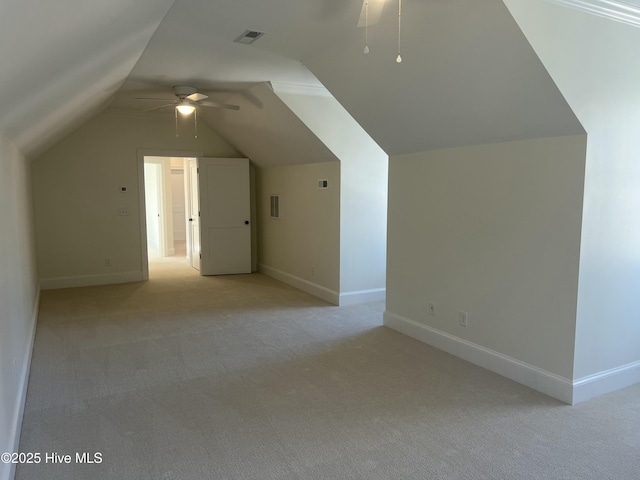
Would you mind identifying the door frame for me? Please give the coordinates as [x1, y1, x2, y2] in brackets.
[143, 161, 166, 257]
[137, 149, 203, 281]
[187, 158, 201, 272]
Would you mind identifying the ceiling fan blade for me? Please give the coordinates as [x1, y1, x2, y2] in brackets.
[135, 96, 176, 101]
[357, 0, 385, 27]
[199, 100, 240, 111]
[142, 103, 176, 112]
[186, 92, 208, 102]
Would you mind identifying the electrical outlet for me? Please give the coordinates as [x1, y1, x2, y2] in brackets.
[105, 258, 111, 267]
[428, 303, 436, 316]
[459, 311, 469, 327]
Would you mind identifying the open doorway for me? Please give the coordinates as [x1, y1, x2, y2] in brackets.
[142, 155, 198, 277]
[139, 151, 254, 280]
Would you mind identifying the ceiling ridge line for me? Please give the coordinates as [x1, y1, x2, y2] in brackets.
[543, 0, 640, 27]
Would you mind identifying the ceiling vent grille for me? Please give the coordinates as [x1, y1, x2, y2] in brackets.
[234, 30, 266, 45]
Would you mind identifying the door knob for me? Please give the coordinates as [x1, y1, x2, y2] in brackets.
[189, 218, 193, 222]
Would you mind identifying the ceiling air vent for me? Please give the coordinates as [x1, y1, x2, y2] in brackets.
[234, 30, 266, 45]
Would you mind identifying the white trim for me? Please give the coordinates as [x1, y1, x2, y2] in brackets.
[544, 0, 640, 27]
[383, 310, 574, 404]
[3, 289, 39, 480]
[258, 263, 339, 305]
[270, 81, 333, 98]
[40, 271, 143, 290]
[573, 360, 640, 404]
[339, 288, 386, 306]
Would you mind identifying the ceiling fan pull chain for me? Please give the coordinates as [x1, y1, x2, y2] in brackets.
[194, 108, 198, 139]
[175, 107, 179, 137]
[396, 0, 403, 63]
[364, 0, 370, 54]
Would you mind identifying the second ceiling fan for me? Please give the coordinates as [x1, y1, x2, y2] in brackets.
[136, 85, 240, 114]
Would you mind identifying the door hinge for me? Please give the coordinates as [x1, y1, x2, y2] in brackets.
[199, 254, 202, 259]
[197, 168, 199, 174]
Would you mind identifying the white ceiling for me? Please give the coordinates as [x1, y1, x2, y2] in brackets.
[199, 83, 340, 168]
[1, 0, 616, 160]
[0, 0, 174, 156]
[300, 0, 585, 154]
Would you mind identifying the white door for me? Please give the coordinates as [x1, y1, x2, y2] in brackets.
[198, 157, 251, 275]
[187, 159, 201, 271]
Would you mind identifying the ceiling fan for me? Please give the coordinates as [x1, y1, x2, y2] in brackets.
[135, 85, 240, 114]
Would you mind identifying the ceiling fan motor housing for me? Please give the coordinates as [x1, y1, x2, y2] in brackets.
[173, 85, 197, 99]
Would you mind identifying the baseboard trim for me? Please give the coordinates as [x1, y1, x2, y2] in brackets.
[40, 271, 143, 290]
[3, 289, 39, 480]
[573, 360, 640, 404]
[339, 288, 386, 306]
[383, 310, 574, 404]
[258, 264, 339, 305]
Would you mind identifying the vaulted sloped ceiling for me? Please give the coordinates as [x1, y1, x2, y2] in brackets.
[2, 0, 586, 161]
[110, 0, 340, 168]
[116, 0, 585, 158]
[108, 79, 339, 168]
[0, 0, 175, 157]
[196, 83, 340, 168]
[289, 0, 586, 155]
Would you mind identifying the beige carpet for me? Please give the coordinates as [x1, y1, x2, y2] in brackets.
[16, 257, 640, 479]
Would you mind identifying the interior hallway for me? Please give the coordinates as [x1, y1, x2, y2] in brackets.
[16, 256, 640, 479]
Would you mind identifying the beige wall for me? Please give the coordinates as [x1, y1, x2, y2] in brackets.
[256, 162, 341, 299]
[274, 91, 388, 299]
[33, 110, 239, 287]
[386, 135, 586, 380]
[0, 134, 39, 480]
[506, 0, 640, 397]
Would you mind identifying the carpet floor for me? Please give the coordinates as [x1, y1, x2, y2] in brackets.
[16, 256, 640, 479]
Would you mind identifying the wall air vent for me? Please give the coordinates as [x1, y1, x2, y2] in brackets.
[234, 30, 266, 45]
[269, 195, 280, 219]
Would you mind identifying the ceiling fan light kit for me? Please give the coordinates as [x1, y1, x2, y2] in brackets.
[176, 101, 196, 115]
